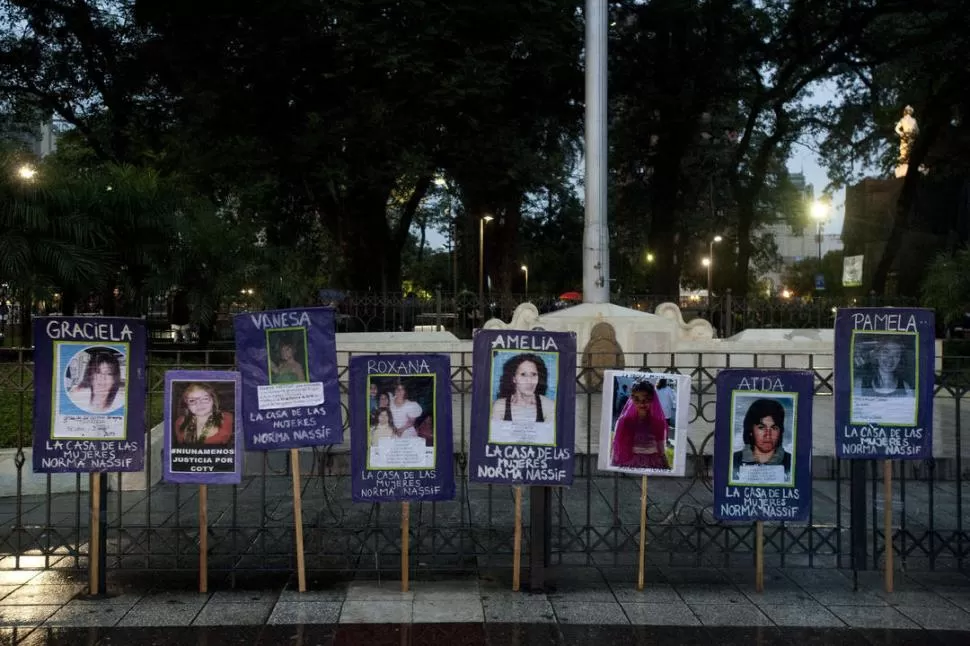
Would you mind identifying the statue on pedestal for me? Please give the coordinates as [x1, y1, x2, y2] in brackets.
[894, 105, 919, 178]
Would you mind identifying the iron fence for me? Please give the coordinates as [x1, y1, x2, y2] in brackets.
[0, 347, 967, 577]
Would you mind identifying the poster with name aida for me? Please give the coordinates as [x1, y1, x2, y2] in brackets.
[713, 369, 813, 523]
[834, 308, 934, 460]
[233, 307, 343, 450]
[163, 371, 243, 485]
[32, 317, 147, 473]
[469, 329, 576, 486]
[597, 371, 691, 477]
[349, 355, 455, 502]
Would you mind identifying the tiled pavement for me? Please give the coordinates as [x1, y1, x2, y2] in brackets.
[0, 566, 968, 642]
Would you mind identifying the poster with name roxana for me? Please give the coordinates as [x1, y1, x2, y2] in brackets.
[713, 369, 813, 523]
[349, 354, 454, 502]
[163, 371, 243, 485]
[32, 316, 147, 473]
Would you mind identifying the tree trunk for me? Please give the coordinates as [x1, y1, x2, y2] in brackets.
[734, 198, 755, 297]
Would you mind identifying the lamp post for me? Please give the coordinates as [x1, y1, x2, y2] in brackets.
[521, 265, 529, 297]
[478, 215, 493, 312]
[435, 177, 459, 298]
[706, 235, 722, 305]
[702, 257, 712, 305]
[810, 201, 828, 261]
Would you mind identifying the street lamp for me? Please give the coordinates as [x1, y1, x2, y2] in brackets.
[706, 235, 722, 305]
[16, 164, 36, 181]
[435, 177, 458, 297]
[478, 215, 494, 312]
[810, 201, 828, 261]
[521, 265, 529, 297]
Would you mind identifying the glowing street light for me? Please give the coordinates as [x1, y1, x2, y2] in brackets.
[478, 216, 494, 310]
[16, 164, 36, 181]
[521, 265, 529, 296]
[707, 235, 722, 306]
[810, 200, 829, 262]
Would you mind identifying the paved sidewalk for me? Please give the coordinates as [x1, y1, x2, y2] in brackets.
[1, 565, 969, 638]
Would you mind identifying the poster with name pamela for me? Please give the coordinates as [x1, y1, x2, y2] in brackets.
[835, 308, 934, 460]
[350, 354, 454, 502]
[470, 329, 576, 486]
[597, 371, 690, 477]
[713, 369, 813, 523]
[32, 317, 147, 473]
[163, 371, 243, 485]
[233, 307, 343, 450]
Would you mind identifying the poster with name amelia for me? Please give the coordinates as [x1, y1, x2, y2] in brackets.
[469, 329, 576, 487]
[32, 317, 147, 473]
[713, 369, 813, 523]
[834, 308, 934, 460]
[163, 371, 243, 485]
[233, 307, 343, 451]
[349, 354, 454, 502]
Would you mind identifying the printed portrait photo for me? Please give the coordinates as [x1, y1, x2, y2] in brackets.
[61, 344, 128, 415]
[266, 328, 309, 385]
[168, 380, 238, 475]
[728, 392, 797, 487]
[488, 350, 559, 446]
[367, 374, 436, 469]
[599, 371, 691, 476]
[53, 343, 129, 440]
[850, 331, 918, 426]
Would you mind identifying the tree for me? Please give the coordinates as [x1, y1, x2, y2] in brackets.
[817, 0, 970, 295]
[921, 247, 970, 332]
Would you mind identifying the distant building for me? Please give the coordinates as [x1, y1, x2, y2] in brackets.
[1, 118, 57, 157]
[756, 172, 843, 294]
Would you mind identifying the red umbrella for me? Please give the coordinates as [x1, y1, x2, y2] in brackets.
[559, 291, 582, 301]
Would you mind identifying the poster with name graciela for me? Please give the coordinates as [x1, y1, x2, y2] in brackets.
[713, 369, 813, 523]
[349, 354, 454, 502]
[834, 307, 935, 460]
[469, 329, 576, 487]
[233, 307, 343, 450]
[163, 371, 243, 485]
[32, 316, 147, 473]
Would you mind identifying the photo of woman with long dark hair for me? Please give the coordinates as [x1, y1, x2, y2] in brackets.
[489, 352, 557, 445]
[67, 348, 124, 413]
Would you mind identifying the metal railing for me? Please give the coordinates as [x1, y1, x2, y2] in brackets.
[0, 347, 966, 576]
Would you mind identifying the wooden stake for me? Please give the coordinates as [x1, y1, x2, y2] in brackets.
[637, 474, 648, 591]
[401, 502, 410, 592]
[290, 448, 307, 592]
[884, 459, 894, 594]
[512, 486, 523, 592]
[755, 520, 764, 593]
[88, 473, 100, 596]
[199, 484, 208, 593]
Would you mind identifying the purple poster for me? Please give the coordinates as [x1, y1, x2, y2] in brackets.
[469, 329, 576, 486]
[835, 308, 935, 459]
[349, 355, 454, 502]
[32, 316, 147, 473]
[233, 307, 343, 451]
[163, 371, 243, 485]
[713, 369, 813, 523]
